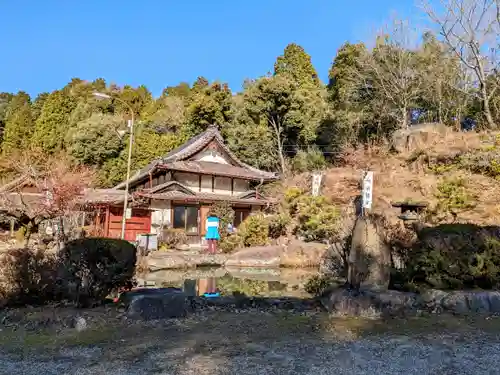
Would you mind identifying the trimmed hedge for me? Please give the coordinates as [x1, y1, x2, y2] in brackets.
[58, 237, 137, 305]
[406, 224, 500, 290]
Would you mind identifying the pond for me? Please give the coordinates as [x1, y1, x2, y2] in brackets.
[136, 267, 319, 298]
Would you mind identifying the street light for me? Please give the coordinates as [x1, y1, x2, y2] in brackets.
[93, 92, 135, 240]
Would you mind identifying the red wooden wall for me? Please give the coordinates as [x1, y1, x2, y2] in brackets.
[107, 207, 151, 241]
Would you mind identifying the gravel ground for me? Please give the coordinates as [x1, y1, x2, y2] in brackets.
[1, 310, 500, 375]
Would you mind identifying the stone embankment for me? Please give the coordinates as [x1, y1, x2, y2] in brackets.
[120, 286, 500, 321]
[322, 287, 500, 318]
[146, 239, 333, 271]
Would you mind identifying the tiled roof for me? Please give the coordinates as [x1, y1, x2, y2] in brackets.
[115, 125, 278, 189]
[136, 190, 274, 206]
[0, 189, 131, 210]
[159, 161, 277, 181]
[80, 189, 128, 204]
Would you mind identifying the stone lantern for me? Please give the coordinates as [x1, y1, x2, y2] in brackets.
[391, 201, 428, 227]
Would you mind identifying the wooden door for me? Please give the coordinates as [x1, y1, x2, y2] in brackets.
[234, 207, 251, 228]
[200, 205, 211, 236]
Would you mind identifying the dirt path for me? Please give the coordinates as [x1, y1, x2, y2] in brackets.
[1, 310, 500, 375]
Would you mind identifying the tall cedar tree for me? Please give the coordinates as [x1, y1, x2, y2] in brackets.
[2, 92, 34, 154]
[32, 90, 77, 153]
[274, 43, 321, 88]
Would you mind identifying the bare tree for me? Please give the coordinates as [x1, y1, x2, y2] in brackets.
[0, 149, 94, 246]
[424, 0, 500, 128]
[355, 19, 423, 129]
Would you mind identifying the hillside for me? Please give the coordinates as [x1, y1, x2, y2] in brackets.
[321, 129, 500, 228]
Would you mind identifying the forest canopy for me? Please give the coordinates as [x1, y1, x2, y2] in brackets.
[1, 0, 499, 188]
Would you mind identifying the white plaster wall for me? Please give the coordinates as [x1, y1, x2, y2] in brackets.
[195, 150, 229, 164]
[213, 176, 232, 195]
[200, 175, 212, 193]
[174, 172, 199, 191]
[150, 200, 172, 233]
[233, 178, 250, 193]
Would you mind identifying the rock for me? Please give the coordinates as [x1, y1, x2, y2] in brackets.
[322, 288, 382, 318]
[467, 292, 491, 313]
[74, 316, 87, 332]
[147, 253, 189, 270]
[146, 252, 227, 271]
[441, 292, 470, 314]
[420, 289, 449, 305]
[391, 123, 446, 152]
[225, 246, 282, 268]
[322, 287, 420, 318]
[280, 240, 328, 268]
[125, 288, 188, 320]
[488, 292, 500, 313]
[348, 216, 391, 290]
[367, 289, 419, 313]
[183, 253, 226, 267]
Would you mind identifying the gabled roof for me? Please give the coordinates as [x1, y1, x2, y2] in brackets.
[115, 125, 278, 189]
[0, 176, 31, 194]
[146, 180, 196, 195]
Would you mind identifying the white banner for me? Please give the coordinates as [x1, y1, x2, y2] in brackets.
[362, 171, 373, 209]
[311, 172, 323, 196]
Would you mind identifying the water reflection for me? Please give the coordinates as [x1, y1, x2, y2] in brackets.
[137, 268, 318, 298]
[183, 277, 218, 297]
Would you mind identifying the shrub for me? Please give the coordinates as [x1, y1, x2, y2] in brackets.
[435, 177, 476, 218]
[237, 214, 269, 247]
[0, 248, 59, 306]
[456, 137, 500, 179]
[291, 147, 327, 173]
[219, 234, 244, 253]
[406, 224, 500, 290]
[267, 212, 291, 239]
[160, 228, 187, 249]
[285, 189, 339, 241]
[304, 275, 339, 297]
[58, 238, 137, 305]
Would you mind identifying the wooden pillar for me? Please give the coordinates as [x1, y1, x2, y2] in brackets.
[104, 205, 111, 237]
[9, 218, 15, 238]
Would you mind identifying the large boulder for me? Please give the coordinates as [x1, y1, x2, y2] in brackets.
[225, 246, 282, 268]
[348, 216, 391, 290]
[391, 123, 446, 152]
[146, 252, 227, 271]
[321, 287, 419, 318]
[280, 239, 329, 268]
[124, 288, 188, 320]
[147, 253, 190, 271]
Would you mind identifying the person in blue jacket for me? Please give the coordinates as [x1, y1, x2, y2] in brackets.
[205, 214, 220, 254]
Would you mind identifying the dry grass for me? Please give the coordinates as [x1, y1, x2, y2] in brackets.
[320, 130, 500, 227]
[2, 305, 500, 357]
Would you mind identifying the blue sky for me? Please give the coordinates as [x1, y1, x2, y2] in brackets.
[1, 0, 419, 97]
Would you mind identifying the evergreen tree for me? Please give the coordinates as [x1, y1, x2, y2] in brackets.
[185, 81, 233, 135]
[32, 90, 77, 153]
[31, 92, 49, 123]
[274, 43, 321, 87]
[0, 92, 14, 146]
[66, 113, 124, 166]
[2, 91, 34, 154]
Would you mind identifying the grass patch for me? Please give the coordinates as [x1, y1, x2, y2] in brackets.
[1, 309, 500, 358]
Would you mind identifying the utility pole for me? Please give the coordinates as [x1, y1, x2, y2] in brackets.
[93, 92, 135, 240]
